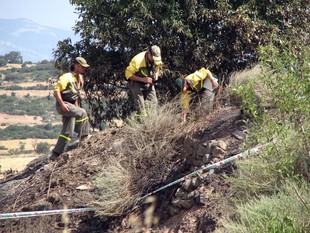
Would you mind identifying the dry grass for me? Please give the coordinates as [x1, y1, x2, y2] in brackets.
[226, 64, 274, 112]
[93, 156, 140, 216]
[0, 138, 56, 177]
[228, 64, 270, 100]
[123, 101, 189, 190]
[229, 64, 263, 85]
[0, 63, 22, 71]
[93, 100, 192, 216]
[0, 155, 39, 172]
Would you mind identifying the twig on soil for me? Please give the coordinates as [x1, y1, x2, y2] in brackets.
[13, 185, 28, 210]
[47, 161, 59, 198]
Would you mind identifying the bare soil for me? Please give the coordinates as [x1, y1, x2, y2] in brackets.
[0, 102, 246, 233]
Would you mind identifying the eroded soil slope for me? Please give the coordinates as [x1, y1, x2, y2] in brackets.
[0, 105, 247, 233]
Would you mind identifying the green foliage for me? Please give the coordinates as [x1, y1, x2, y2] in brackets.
[0, 57, 7, 66]
[0, 84, 48, 91]
[0, 124, 61, 140]
[3, 51, 23, 63]
[3, 73, 26, 82]
[259, 40, 310, 126]
[35, 142, 51, 154]
[0, 85, 23, 90]
[223, 40, 309, 232]
[224, 181, 310, 233]
[25, 84, 48, 90]
[0, 94, 56, 117]
[225, 155, 278, 200]
[0, 62, 58, 82]
[52, 0, 308, 123]
[230, 81, 261, 119]
[257, 216, 306, 233]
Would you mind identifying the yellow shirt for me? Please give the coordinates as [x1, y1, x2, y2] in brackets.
[55, 72, 83, 92]
[181, 68, 213, 111]
[125, 51, 160, 80]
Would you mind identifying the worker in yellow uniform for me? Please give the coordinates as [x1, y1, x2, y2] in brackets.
[50, 57, 91, 160]
[125, 45, 163, 118]
[175, 67, 219, 120]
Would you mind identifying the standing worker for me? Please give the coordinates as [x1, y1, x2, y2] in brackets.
[175, 67, 219, 120]
[50, 57, 91, 161]
[125, 45, 163, 119]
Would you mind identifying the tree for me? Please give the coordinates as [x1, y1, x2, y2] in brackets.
[0, 56, 7, 66]
[53, 0, 308, 125]
[4, 51, 23, 64]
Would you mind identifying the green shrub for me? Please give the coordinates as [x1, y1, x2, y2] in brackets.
[35, 142, 50, 154]
[3, 85, 23, 90]
[4, 73, 26, 82]
[0, 95, 56, 117]
[224, 181, 310, 233]
[222, 40, 309, 232]
[0, 124, 61, 140]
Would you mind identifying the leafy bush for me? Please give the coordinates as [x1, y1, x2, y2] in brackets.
[0, 85, 23, 90]
[25, 84, 48, 90]
[224, 181, 310, 233]
[3, 73, 26, 82]
[222, 41, 309, 231]
[35, 142, 50, 154]
[0, 57, 7, 66]
[0, 124, 61, 140]
[0, 94, 57, 117]
[228, 64, 268, 119]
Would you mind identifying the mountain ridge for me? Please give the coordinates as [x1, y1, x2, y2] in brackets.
[0, 18, 80, 62]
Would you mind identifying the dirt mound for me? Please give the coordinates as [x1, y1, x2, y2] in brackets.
[0, 105, 247, 233]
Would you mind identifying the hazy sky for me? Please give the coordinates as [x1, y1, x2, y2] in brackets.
[0, 0, 78, 30]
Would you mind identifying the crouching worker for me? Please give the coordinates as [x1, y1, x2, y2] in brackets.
[175, 67, 219, 121]
[125, 45, 163, 119]
[50, 57, 91, 161]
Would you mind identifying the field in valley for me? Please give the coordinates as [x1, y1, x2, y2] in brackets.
[0, 155, 40, 179]
[0, 138, 57, 176]
[0, 112, 44, 125]
[0, 89, 51, 97]
[0, 138, 57, 153]
[0, 65, 58, 176]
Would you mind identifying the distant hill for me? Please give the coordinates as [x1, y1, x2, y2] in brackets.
[0, 18, 80, 62]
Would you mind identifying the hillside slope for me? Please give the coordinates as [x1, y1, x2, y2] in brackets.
[0, 18, 79, 62]
[0, 103, 248, 233]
